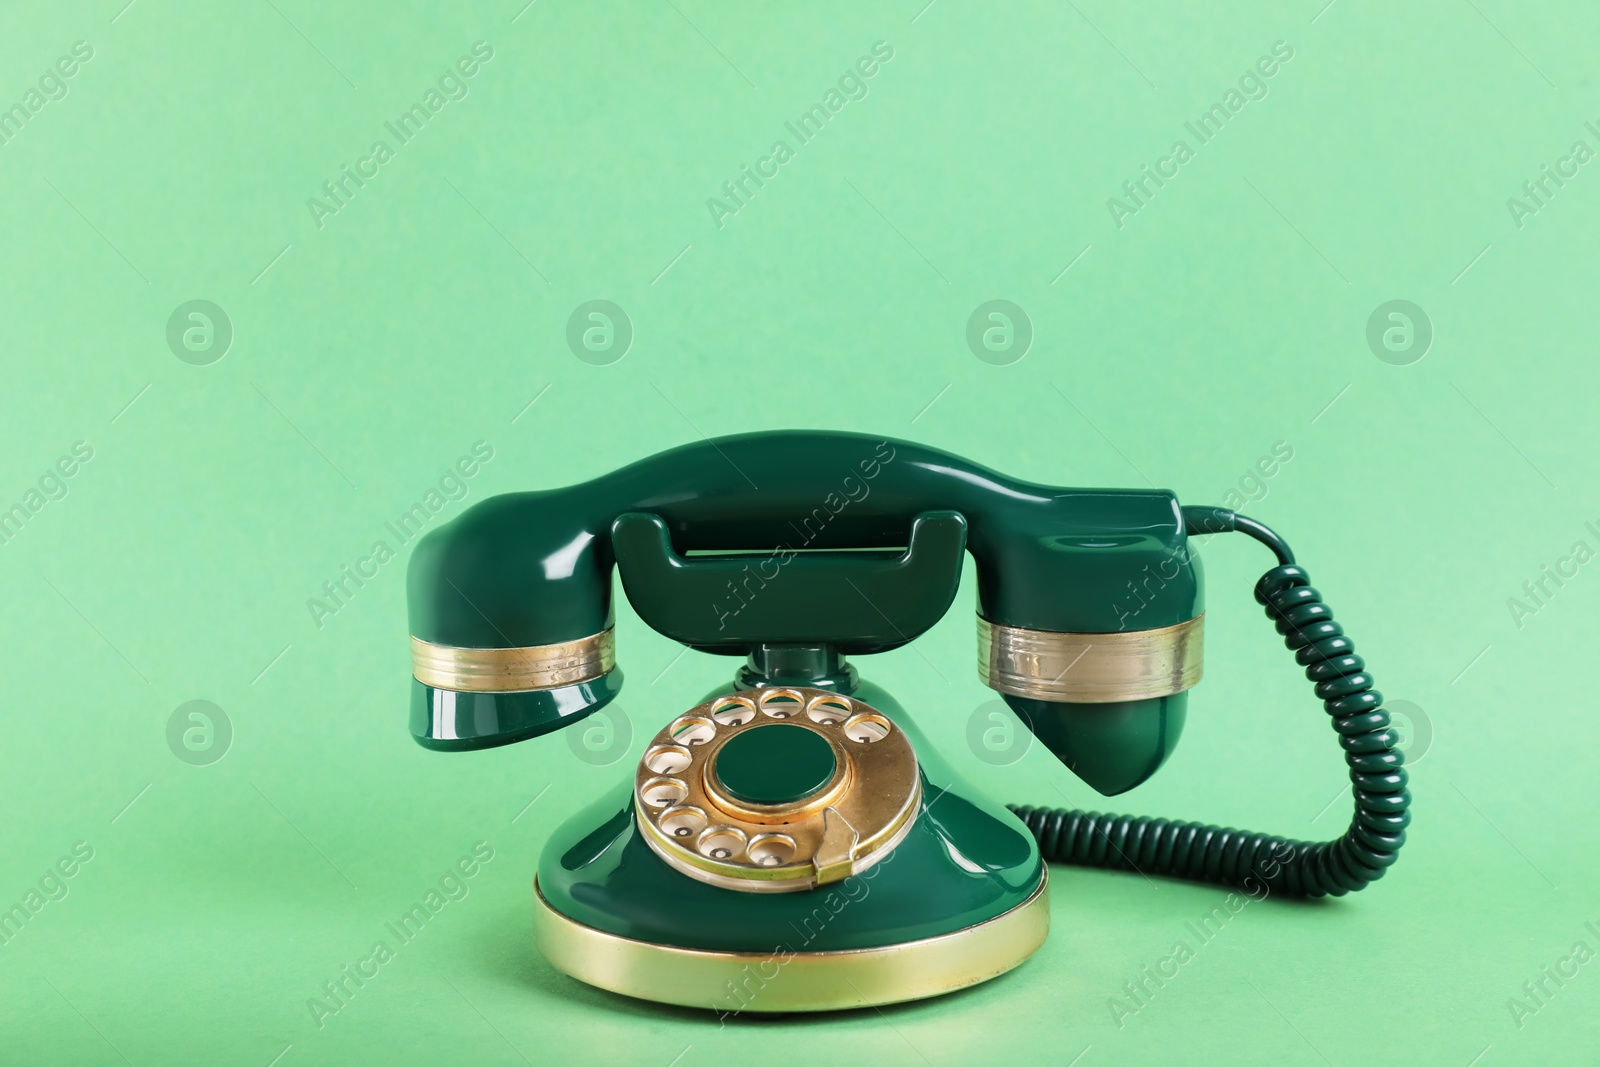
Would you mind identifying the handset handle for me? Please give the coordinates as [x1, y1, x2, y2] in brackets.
[405, 431, 1196, 753]
[611, 510, 967, 653]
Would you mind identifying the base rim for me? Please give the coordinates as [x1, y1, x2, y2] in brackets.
[532, 868, 1049, 1013]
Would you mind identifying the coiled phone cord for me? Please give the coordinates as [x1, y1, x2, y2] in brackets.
[1010, 507, 1410, 897]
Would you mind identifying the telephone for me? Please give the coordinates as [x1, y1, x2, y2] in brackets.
[405, 431, 1409, 1012]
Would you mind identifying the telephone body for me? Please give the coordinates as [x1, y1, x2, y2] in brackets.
[405, 432, 1408, 1012]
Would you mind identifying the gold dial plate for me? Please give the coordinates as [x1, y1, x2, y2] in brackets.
[633, 687, 920, 893]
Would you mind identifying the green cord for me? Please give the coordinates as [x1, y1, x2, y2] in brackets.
[1009, 508, 1409, 897]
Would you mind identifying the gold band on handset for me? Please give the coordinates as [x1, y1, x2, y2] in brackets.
[976, 615, 1204, 704]
[410, 629, 615, 692]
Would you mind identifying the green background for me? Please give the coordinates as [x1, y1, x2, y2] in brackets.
[2, 1, 1595, 1063]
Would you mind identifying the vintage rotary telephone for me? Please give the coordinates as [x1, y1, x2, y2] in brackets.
[405, 432, 1409, 1012]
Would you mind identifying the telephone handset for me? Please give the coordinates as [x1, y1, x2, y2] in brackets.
[405, 431, 1409, 1012]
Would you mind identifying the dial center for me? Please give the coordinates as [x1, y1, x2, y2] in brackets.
[712, 722, 837, 806]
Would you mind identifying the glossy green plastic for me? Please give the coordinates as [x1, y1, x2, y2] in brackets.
[409, 671, 622, 751]
[610, 509, 968, 650]
[1004, 693, 1188, 796]
[712, 723, 836, 805]
[407, 433, 1197, 648]
[536, 680, 1044, 952]
[406, 431, 1204, 788]
[737, 644, 858, 692]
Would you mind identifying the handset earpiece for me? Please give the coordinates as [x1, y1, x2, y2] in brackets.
[406, 494, 623, 750]
[972, 497, 1203, 795]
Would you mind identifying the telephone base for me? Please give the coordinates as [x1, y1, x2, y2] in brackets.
[532, 871, 1048, 1013]
[532, 679, 1049, 1012]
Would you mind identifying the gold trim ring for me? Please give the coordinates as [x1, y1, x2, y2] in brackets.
[410, 629, 614, 692]
[532, 869, 1048, 1012]
[977, 614, 1203, 703]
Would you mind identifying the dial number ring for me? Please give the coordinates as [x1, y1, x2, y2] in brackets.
[632, 687, 920, 893]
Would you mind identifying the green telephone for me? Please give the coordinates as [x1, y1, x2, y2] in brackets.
[404, 431, 1408, 1012]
